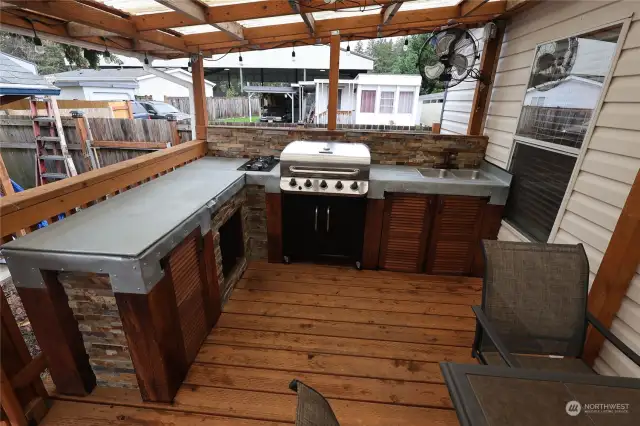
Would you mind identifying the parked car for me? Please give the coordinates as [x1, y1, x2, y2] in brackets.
[131, 101, 150, 119]
[138, 101, 190, 122]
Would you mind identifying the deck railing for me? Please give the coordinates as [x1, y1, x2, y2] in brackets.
[0, 139, 207, 240]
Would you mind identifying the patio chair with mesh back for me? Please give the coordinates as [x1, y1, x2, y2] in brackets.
[289, 379, 340, 426]
[472, 240, 640, 373]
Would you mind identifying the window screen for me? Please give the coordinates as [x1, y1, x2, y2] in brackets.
[398, 91, 414, 113]
[505, 143, 577, 242]
[379, 91, 394, 113]
[360, 90, 376, 113]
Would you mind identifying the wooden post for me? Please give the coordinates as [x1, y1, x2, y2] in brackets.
[192, 55, 208, 140]
[74, 114, 93, 172]
[432, 123, 441, 134]
[169, 121, 181, 146]
[362, 199, 385, 269]
[467, 22, 505, 136]
[115, 269, 188, 403]
[584, 170, 640, 365]
[266, 193, 283, 263]
[126, 100, 134, 119]
[1, 368, 28, 426]
[16, 271, 96, 396]
[0, 153, 14, 196]
[327, 31, 341, 131]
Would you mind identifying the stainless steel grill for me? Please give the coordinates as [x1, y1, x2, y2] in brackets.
[279, 141, 371, 196]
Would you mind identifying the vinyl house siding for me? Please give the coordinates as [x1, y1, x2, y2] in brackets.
[442, 0, 640, 377]
[440, 28, 485, 135]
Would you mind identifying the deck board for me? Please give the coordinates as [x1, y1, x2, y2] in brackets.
[216, 312, 475, 346]
[43, 261, 476, 425]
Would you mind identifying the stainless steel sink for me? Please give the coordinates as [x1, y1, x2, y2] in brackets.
[418, 168, 454, 179]
[451, 170, 487, 180]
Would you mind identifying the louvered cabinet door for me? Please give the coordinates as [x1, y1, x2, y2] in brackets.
[426, 195, 487, 275]
[168, 235, 208, 363]
[378, 194, 434, 272]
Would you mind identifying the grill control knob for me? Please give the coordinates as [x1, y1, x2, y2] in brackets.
[320, 180, 327, 189]
[350, 182, 359, 190]
[289, 178, 297, 187]
[335, 181, 343, 190]
[304, 179, 312, 188]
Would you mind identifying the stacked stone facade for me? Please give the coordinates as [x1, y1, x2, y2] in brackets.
[58, 272, 138, 389]
[210, 188, 251, 305]
[207, 126, 487, 168]
[244, 185, 268, 261]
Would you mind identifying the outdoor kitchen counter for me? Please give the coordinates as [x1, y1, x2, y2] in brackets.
[202, 156, 511, 205]
[368, 161, 512, 205]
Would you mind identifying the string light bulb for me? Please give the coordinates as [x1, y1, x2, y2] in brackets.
[143, 53, 149, 65]
[187, 56, 193, 72]
[291, 46, 296, 62]
[346, 41, 351, 56]
[403, 38, 409, 52]
[239, 51, 243, 66]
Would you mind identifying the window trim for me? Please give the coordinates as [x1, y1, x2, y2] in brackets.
[504, 19, 631, 243]
[378, 90, 395, 114]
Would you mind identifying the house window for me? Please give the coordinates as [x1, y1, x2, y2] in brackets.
[379, 91, 395, 113]
[398, 91, 414, 114]
[504, 25, 622, 242]
[338, 88, 343, 110]
[360, 90, 376, 113]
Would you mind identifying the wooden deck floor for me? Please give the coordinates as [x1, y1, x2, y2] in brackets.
[42, 261, 482, 426]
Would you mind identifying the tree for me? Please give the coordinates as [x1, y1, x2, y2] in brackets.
[0, 33, 119, 75]
[353, 40, 365, 54]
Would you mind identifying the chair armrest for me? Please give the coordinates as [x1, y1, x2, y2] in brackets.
[587, 312, 640, 368]
[472, 306, 521, 368]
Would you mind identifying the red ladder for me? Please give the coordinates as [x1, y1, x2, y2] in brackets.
[30, 96, 77, 186]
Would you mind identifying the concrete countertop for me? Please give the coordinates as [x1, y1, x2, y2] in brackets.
[203, 157, 511, 205]
[368, 161, 511, 205]
[2, 157, 511, 259]
[2, 159, 246, 258]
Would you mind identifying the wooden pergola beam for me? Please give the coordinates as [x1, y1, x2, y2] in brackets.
[155, 0, 245, 40]
[12, 1, 196, 53]
[183, 2, 504, 47]
[155, 0, 207, 22]
[382, 2, 403, 25]
[288, 0, 315, 35]
[460, 0, 490, 17]
[133, 0, 407, 31]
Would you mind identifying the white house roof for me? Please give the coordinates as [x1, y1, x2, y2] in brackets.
[45, 68, 215, 87]
[101, 45, 373, 71]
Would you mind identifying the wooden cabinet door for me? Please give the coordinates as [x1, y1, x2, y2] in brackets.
[378, 194, 434, 272]
[426, 195, 487, 276]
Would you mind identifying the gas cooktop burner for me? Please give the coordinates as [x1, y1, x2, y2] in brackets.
[237, 156, 280, 172]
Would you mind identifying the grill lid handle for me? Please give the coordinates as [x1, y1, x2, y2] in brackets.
[289, 166, 359, 176]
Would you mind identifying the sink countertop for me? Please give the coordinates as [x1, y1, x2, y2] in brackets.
[368, 161, 511, 205]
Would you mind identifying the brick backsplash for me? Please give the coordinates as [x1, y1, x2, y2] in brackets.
[207, 126, 487, 168]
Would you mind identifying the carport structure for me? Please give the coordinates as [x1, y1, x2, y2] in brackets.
[0, 0, 522, 131]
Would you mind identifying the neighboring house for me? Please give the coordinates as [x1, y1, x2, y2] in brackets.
[440, 1, 640, 378]
[0, 52, 60, 102]
[46, 68, 215, 101]
[314, 74, 421, 126]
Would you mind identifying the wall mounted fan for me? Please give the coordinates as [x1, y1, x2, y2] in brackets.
[417, 28, 480, 93]
[528, 37, 579, 91]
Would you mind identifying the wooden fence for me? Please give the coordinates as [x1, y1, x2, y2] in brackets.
[0, 99, 118, 119]
[165, 96, 261, 120]
[0, 117, 181, 189]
